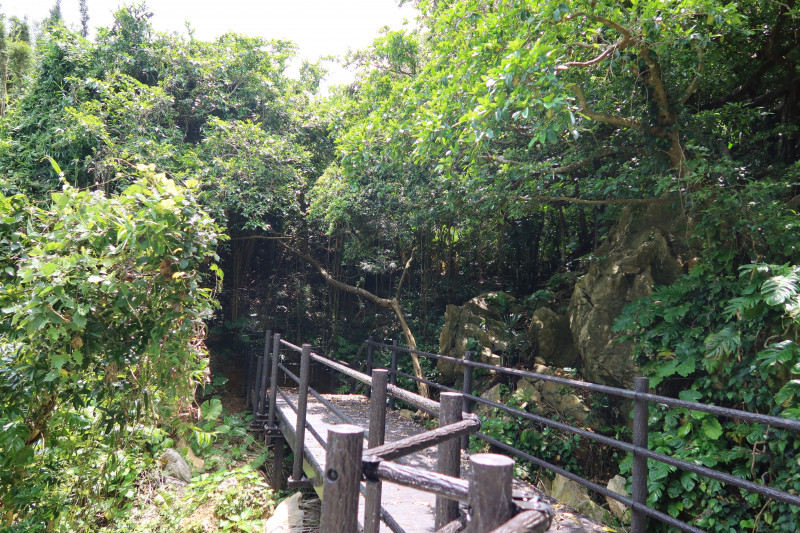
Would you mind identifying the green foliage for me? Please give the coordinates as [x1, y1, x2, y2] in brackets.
[101, 410, 276, 533]
[475, 385, 585, 481]
[616, 261, 800, 531]
[0, 166, 224, 529]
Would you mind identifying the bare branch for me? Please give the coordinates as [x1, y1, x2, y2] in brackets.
[283, 242, 429, 397]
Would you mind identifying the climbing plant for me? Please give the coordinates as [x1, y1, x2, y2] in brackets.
[0, 164, 224, 529]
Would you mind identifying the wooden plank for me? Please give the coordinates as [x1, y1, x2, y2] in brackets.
[274, 393, 440, 532]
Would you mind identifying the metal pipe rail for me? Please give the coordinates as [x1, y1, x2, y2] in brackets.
[364, 339, 800, 533]
[368, 340, 800, 431]
[252, 332, 553, 533]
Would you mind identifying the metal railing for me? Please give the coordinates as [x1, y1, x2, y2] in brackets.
[358, 338, 800, 533]
[245, 331, 554, 533]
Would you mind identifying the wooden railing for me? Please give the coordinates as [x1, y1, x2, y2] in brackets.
[244, 331, 554, 533]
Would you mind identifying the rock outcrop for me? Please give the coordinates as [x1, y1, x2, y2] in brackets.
[517, 368, 594, 428]
[438, 292, 521, 382]
[527, 307, 579, 368]
[159, 448, 192, 483]
[567, 204, 685, 388]
[548, 474, 606, 523]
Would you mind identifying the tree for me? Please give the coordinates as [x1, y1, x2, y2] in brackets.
[79, 0, 89, 38]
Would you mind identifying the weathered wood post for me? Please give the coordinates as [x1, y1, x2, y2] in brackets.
[266, 333, 281, 445]
[244, 350, 256, 404]
[388, 339, 399, 410]
[291, 344, 312, 483]
[461, 350, 474, 451]
[436, 392, 463, 529]
[365, 335, 375, 398]
[271, 437, 286, 491]
[252, 354, 264, 415]
[365, 369, 389, 533]
[467, 454, 514, 532]
[257, 330, 272, 415]
[632, 377, 649, 533]
[319, 425, 364, 533]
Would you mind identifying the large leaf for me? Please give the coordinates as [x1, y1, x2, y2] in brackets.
[761, 272, 799, 306]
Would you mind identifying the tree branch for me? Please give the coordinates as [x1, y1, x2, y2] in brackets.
[282, 242, 429, 397]
[520, 195, 670, 205]
[568, 84, 644, 130]
[560, 15, 634, 68]
[482, 147, 619, 175]
[395, 249, 415, 301]
[680, 42, 705, 105]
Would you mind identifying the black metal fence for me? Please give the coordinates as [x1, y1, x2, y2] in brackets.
[358, 338, 800, 533]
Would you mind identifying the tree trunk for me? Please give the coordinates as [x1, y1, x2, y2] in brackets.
[286, 245, 430, 398]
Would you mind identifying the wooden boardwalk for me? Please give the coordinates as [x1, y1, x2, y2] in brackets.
[274, 392, 606, 533]
[276, 392, 441, 532]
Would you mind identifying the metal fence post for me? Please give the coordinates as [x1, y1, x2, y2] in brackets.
[365, 369, 389, 533]
[632, 376, 649, 533]
[292, 344, 312, 483]
[319, 425, 364, 533]
[388, 340, 398, 410]
[257, 330, 272, 415]
[461, 350, 474, 451]
[436, 392, 463, 529]
[266, 333, 281, 445]
[467, 453, 514, 532]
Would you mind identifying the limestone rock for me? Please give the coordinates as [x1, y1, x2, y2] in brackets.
[265, 492, 304, 533]
[185, 446, 205, 471]
[568, 205, 685, 388]
[438, 292, 520, 382]
[551, 474, 606, 523]
[527, 307, 579, 367]
[606, 475, 630, 520]
[515, 378, 542, 405]
[475, 383, 504, 419]
[159, 448, 192, 483]
[516, 368, 593, 427]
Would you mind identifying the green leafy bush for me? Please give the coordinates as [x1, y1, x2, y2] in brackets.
[616, 262, 800, 531]
[0, 165, 224, 530]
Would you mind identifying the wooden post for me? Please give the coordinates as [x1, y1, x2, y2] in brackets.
[365, 369, 389, 533]
[257, 330, 272, 415]
[388, 340, 398, 410]
[292, 344, 312, 483]
[461, 351, 474, 451]
[271, 437, 286, 491]
[467, 454, 514, 532]
[632, 377, 649, 533]
[436, 392, 463, 529]
[253, 355, 264, 413]
[266, 333, 281, 445]
[365, 336, 374, 398]
[319, 425, 364, 533]
[244, 350, 255, 404]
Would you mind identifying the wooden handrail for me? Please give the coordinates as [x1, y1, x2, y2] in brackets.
[258, 331, 553, 532]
